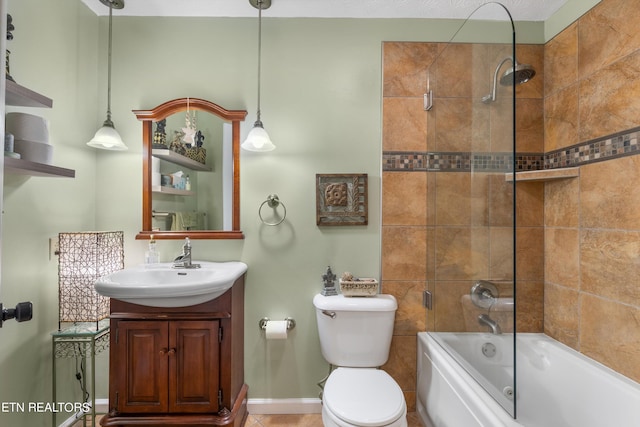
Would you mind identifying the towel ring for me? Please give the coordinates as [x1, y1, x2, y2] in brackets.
[259, 194, 287, 226]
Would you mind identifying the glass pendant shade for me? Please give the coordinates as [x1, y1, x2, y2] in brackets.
[242, 121, 275, 152]
[242, 0, 275, 152]
[87, 120, 127, 151]
[88, 0, 128, 151]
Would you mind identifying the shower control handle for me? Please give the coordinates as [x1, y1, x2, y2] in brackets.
[470, 280, 499, 309]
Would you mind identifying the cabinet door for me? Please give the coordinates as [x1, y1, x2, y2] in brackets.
[113, 320, 170, 413]
[169, 320, 221, 413]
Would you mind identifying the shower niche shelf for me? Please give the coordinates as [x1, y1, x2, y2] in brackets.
[505, 167, 579, 182]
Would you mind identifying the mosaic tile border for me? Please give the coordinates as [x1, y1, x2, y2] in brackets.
[383, 127, 640, 172]
[545, 126, 640, 169]
[382, 152, 469, 172]
[383, 151, 542, 172]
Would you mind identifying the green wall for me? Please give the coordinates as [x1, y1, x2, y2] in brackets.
[0, 1, 101, 426]
[545, 0, 601, 40]
[0, 0, 596, 425]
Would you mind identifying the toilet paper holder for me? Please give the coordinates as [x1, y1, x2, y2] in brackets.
[259, 317, 296, 331]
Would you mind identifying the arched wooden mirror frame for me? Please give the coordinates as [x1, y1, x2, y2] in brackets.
[134, 98, 247, 240]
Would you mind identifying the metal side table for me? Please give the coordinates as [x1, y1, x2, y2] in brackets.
[51, 319, 110, 427]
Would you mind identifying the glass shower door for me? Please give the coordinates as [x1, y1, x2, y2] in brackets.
[426, 2, 518, 418]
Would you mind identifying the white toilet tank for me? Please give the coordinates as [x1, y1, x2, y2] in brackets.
[313, 293, 397, 367]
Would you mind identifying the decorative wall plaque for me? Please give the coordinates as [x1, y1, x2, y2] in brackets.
[316, 173, 368, 226]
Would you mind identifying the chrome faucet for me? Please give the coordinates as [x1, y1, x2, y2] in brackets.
[173, 237, 200, 269]
[478, 314, 502, 335]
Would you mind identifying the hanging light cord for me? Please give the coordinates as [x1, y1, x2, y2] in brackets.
[104, 4, 114, 127]
[255, 0, 263, 126]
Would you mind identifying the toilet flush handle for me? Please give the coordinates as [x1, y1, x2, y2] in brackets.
[322, 310, 336, 319]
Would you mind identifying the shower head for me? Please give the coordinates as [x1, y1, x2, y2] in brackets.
[481, 57, 536, 104]
[499, 62, 536, 86]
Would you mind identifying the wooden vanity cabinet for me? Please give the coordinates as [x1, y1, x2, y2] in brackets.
[101, 275, 247, 427]
[112, 319, 220, 414]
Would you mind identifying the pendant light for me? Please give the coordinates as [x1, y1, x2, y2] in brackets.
[87, 0, 128, 151]
[242, 0, 276, 152]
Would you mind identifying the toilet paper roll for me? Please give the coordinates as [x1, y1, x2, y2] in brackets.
[265, 320, 288, 340]
[152, 172, 161, 187]
[152, 156, 160, 173]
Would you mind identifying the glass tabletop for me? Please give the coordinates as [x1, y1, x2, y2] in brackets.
[52, 318, 110, 337]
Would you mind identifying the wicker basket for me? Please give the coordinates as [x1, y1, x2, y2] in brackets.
[339, 279, 379, 297]
[185, 147, 206, 164]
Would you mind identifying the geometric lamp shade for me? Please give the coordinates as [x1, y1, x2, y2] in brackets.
[58, 231, 124, 329]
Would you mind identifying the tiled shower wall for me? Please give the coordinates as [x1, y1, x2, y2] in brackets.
[380, 40, 545, 409]
[542, 0, 640, 383]
[380, 0, 640, 407]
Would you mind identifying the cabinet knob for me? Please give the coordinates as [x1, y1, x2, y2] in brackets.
[167, 348, 176, 356]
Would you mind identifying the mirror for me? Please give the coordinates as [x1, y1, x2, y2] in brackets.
[134, 98, 247, 240]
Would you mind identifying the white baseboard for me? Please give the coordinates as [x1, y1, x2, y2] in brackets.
[58, 399, 109, 427]
[59, 398, 321, 425]
[247, 398, 322, 415]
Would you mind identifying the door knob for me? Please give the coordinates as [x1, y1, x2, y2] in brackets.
[0, 302, 33, 327]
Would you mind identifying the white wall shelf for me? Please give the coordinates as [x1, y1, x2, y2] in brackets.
[4, 157, 75, 178]
[152, 149, 210, 171]
[6, 79, 53, 108]
[151, 185, 194, 196]
[4, 80, 75, 178]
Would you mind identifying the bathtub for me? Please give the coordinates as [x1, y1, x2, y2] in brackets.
[416, 332, 640, 427]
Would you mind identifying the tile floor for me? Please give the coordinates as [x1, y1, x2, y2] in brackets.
[246, 412, 423, 426]
[76, 412, 423, 426]
[71, 415, 101, 426]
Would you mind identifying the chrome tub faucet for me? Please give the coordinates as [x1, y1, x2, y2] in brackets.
[478, 314, 502, 335]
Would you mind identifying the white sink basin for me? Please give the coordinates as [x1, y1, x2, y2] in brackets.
[94, 261, 247, 307]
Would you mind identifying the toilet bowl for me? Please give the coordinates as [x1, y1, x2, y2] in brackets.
[313, 294, 408, 427]
[322, 367, 407, 427]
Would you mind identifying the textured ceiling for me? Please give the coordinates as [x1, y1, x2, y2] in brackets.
[82, 0, 567, 21]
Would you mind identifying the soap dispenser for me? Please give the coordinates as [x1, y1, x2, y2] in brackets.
[145, 235, 160, 264]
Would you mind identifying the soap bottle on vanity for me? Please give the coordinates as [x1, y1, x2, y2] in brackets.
[145, 235, 160, 264]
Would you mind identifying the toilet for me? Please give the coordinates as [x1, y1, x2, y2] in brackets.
[313, 293, 408, 427]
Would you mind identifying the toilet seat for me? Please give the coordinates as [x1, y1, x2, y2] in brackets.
[323, 367, 406, 427]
